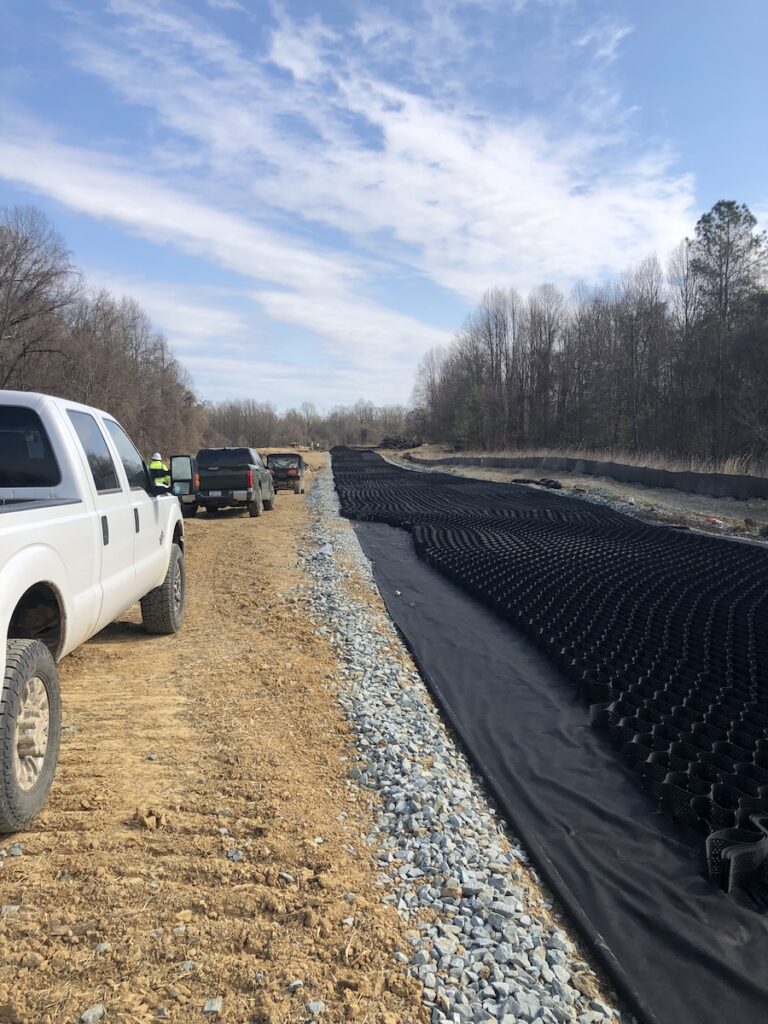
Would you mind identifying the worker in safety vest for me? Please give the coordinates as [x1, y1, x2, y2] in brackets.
[149, 452, 170, 487]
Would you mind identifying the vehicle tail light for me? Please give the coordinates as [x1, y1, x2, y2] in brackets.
[245, 468, 254, 487]
[194, 473, 200, 489]
[287, 468, 298, 476]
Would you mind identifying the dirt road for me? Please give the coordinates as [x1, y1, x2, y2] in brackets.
[0, 456, 423, 1024]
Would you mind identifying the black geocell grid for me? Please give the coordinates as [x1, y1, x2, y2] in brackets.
[332, 448, 768, 900]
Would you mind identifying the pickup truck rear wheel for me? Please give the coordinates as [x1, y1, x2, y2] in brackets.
[140, 543, 185, 634]
[182, 503, 198, 519]
[248, 493, 263, 517]
[0, 639, 62, 833]
[293, 480, 301, 495]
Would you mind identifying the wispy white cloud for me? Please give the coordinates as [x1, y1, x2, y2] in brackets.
[0, 133, 358, 295]
[0, 131, 448, 386]
[1, 0, 699, 405]
[82, 271, 392, 405]
[83, 271, 251, 351]
[56, 0, 693, 299]
[205, 0, 244, 10]
[268, 13, 338, 81]
[575, 20, 633, 62]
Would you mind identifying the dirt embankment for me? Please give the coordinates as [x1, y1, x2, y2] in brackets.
[392, 446, 768, 541]
[0, 455, 424, 1024]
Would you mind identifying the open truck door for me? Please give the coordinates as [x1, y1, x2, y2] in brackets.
[170, 455, 199, 518]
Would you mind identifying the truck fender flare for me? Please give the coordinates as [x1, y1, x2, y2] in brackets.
[0, 544, 71, 689]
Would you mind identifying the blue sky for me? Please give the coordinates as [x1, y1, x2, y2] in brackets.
[1, 0, 766, 409]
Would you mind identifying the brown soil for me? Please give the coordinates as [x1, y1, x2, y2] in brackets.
[0, 454, 425, 1024]
[391, 447, 768, 541]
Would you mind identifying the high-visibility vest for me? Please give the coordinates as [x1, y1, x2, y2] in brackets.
[149, 459, 170, 486]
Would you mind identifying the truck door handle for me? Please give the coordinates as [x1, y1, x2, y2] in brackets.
[134, 508, 140, 533]
[101, 515, 109, 546]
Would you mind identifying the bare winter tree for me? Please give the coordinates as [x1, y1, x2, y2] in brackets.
[0, 206, 79, 388]
[1, 206, 208, 455]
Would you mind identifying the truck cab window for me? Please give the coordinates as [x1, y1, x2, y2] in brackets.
[103, 419, 149, 490]
[67, 411, 121, 493]
[0, 406, 61, 487]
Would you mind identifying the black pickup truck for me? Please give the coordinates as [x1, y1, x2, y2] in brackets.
[196, 447, 275, 517]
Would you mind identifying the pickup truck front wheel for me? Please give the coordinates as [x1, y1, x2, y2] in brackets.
[0, 640, 62, 833]
[140, 543, 186, 634]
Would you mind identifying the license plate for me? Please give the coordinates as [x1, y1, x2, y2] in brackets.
[208, 490, 222, 496]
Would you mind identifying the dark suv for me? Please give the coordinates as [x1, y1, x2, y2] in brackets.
[196, 447, 275, 517]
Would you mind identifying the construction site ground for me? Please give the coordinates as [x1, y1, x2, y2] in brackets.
[392, 446, 768, 542]
[0, 453, 423, 1024]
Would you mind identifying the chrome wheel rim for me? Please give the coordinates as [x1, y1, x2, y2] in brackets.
[14, 676, 50, 791]
[173, 563, 183, 610]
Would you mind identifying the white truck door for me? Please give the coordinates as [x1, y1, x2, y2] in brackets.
[65, 410, 136, 631]
[102, 418, 167, 596]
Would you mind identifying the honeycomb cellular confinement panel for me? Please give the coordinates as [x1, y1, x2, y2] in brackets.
[331, 449, 768, 898]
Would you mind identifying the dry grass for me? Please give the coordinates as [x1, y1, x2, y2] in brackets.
[411, 444, 767, 477]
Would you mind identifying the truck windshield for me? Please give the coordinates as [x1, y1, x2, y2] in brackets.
[0, 406, 61, 487]
[268, 455, 300, 468]
[197, 448, 253, 467]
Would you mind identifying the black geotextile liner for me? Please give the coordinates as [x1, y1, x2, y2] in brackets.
[330, 447, 768, 1024]
[403, 452, 768, 500]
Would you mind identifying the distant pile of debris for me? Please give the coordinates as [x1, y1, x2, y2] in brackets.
[379, 436, 422, 450]
[511, 477, 563, 490]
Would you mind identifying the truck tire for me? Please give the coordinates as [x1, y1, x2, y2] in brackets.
[0, 639, 62, 833]
[140, 543, 185, 634]
[293, 480, 301, 495]
[263, 491, 275, 511]
[182, 503, 198, 519]
[248, 493, 263, 517]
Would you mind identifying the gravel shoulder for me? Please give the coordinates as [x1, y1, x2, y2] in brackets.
[0, 455, 423, 1024]
[391, 447, 768, 542]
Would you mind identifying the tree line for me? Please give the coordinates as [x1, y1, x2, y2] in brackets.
[8, 200, 765, 465]
[413, 201, 768, 467]
[205, 398, 413, 450]
[0, 205, 408, 454]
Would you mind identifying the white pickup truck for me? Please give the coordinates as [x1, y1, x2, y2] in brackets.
[0, 391, 189, 833]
